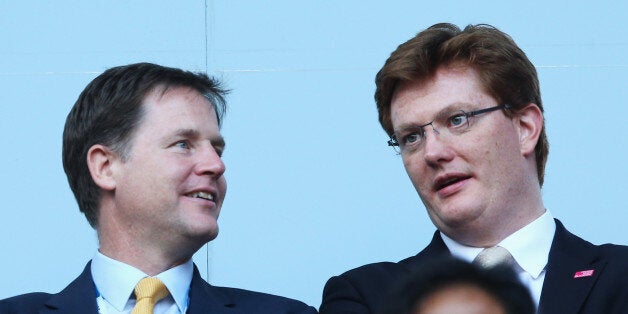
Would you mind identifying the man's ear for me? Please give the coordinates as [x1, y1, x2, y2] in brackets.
[515, 103, 543, 157]
[87, 144, 119, 191]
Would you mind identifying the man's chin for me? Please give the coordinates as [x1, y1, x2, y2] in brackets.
[184, 223, 219, 245]
[198, 226, 219, 242]
[430, 208, 483, 230]
[206, 228, 219, 242]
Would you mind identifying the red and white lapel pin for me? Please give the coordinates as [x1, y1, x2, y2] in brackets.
[573, 269, 594, 278]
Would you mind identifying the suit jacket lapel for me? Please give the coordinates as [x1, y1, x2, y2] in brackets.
[538, 219, 606, 314]
[41, 262, 99, 313]
[400, 231, 451, 270]
[420, 231, 450, 257]
[186, 266, 235, 314]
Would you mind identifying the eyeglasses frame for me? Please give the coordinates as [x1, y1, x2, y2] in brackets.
[387, 104, 510, 153]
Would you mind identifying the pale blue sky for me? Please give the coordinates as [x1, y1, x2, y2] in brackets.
[1, 0, 626, 308]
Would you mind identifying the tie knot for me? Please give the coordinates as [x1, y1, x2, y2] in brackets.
[132, 277, 169, 314]
[473, 246, 515, 269]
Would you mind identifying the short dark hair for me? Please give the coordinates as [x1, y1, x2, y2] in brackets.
[375, 23, 548, 186]
[378, 257, 535, 314]
[62, 62, 228, 228]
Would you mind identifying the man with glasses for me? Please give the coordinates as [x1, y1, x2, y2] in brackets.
[319, 23, 627, 314]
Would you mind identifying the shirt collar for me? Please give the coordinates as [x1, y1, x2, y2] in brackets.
[91, 251, 193, 312]
[499, 210, 555, 278]
[441, 233, 483, 262]
[441, 210, 555, 278]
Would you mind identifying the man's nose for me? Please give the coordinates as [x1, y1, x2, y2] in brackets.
[196, 145, 226, 177]
[422, 126, 454, 166]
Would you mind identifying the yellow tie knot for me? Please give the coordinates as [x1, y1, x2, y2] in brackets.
[131, 277, 170, 314]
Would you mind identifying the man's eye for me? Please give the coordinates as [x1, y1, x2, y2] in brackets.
[448, 113, 468, 128]
[402, 132, 421, 145]
[175, 141, 190, 149]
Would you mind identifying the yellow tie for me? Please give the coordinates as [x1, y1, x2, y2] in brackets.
[131, 277, 170, 314]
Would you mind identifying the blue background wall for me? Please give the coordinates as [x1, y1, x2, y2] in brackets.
[1, 1, 626, 307]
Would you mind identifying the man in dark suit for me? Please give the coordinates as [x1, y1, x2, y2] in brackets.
[319, 23, 628, 314]
[1, 63, 316, 313]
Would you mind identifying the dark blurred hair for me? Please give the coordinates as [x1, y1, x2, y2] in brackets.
[375, 23, 548, 186]
[63, 62, 228, 228]
[378, 257, 535, 314]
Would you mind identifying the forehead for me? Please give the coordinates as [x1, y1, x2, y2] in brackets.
[141, 86, 218, 127]
[390, 67, 495, 126]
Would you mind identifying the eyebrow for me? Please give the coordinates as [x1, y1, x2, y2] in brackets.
[174, 128, 225, 148]
[212, 136, 226, 149]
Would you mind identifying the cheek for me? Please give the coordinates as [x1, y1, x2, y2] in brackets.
[485, 133, 519, 163]
[462, 131, 504, 163]
[153, 164, 184, 183]
[218, 176, 227, 197]
[168, 158, 196, 175]
[402, 155, 416, 174]
[402, 156, 426, 186]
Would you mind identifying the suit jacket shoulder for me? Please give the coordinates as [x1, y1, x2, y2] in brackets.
[539, 219, 628, 314]
[1, 262, 317, 314]
[319, 231, 449, 314]
[0, 263, 98, 313]
[188, 266, 317, 313]
[0, 292, 52, 314]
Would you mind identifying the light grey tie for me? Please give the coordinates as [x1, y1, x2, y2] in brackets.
[473, 246, 515, 269]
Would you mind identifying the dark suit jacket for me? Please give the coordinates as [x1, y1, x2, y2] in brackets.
[319, 219, 628, 314]
[0, 262, 317, 314]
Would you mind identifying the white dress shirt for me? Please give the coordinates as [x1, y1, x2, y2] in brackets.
[440, 210, 556, 308]
[91, 252, 193, 314]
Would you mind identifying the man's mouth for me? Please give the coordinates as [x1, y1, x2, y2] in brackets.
[434, 175, 471, 191]
[186, 191, 214, 201]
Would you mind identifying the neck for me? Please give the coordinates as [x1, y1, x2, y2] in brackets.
[96, 203, 199, 275]
[97, 230, 193, 276]
[446, 181, 546, 247]
[451, 207, 545, 248]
